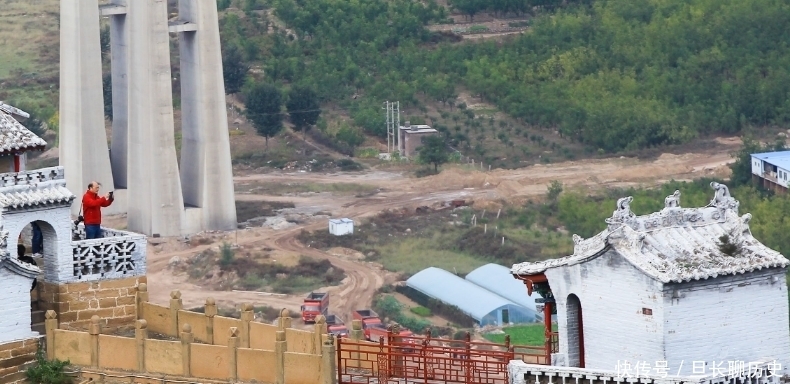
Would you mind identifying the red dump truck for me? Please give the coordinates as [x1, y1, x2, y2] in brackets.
[353, 309, 383, 340]
[325, 315, 348, 338]
[301, 292, 329, 323]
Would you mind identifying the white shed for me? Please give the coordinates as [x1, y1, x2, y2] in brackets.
[329, 218, 354, 236]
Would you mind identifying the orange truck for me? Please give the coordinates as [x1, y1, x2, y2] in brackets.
[301, 292, 329, 323]
[325, 315, 348, 338]
[352, 309, 415, 342]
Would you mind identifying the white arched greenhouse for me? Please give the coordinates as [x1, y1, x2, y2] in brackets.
[465, 263, 541, 321]
[406, 267, 536, 326]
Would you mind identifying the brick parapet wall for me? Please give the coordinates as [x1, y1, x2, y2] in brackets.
[0, 336, 42, 384]
[39, 276, 146, 330]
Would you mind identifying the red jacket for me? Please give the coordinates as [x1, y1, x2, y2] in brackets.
[82, 191, 113, 225]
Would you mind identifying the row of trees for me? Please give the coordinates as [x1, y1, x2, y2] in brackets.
[244, 83, 321, 148]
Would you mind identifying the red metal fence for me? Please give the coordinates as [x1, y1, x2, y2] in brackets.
[337, 328, 557, 384]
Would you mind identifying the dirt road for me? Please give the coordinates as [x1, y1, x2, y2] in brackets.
[129, 138, 740, 322]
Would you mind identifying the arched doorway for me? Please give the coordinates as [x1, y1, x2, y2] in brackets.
[16, 220, 58, 335]
[566, 294, 585, 368]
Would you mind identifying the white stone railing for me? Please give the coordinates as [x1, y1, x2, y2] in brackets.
[509, 360, 786, 384]
[0, 166, 65, 189]
[69, 225, 146, 282]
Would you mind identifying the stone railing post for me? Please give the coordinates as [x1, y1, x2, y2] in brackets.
[240, 303, 253, 348]
[228, 327, 239, 381]
[45, 310, 58, 360]
[275, 329, 287, 384]
[180, 323, 193, 377]
[136, 320, 147, 372]
[170, 290, 182, 336]
[136, 283, 149, 320]
[322, 334, 338, 384]
[349, 320, 363, 365]
[313, 315, 327, 355]
[89, 315, 101, 368]
[205, 298, 217, 345]
[350, 320, 364, 341]
[277, 309, 292, 330]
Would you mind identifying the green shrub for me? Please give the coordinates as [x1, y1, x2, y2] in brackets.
[220, 242, 234, 267]
[410, 306, 431, 317]
[26, 345, 73, 384]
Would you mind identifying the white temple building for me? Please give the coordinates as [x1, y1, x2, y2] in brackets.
[510, 183, 790, 384]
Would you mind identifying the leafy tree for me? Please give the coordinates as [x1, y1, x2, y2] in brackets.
[547, 180, 563, 203]
[336, 124, 365, 148]
[103, 74, 113, 121]
[286, 85, 321, 141]
[217, 0, 231, 10]
[418, 135, 449, 172]
[244, 83, 283, 149]
[222, 44, 248, 95]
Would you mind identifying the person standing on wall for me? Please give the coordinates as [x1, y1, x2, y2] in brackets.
[82, 181, 114, 239]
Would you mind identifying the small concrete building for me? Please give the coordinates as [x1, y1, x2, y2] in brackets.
[0, 246, 39, 343]
[511, 183, 790, 377]
[329, 218, 354, 236]
[398, 122, 439, 159]
[751, 151, 790, 193]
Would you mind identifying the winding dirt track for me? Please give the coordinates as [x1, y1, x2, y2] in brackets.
[133, 139, 740, 322]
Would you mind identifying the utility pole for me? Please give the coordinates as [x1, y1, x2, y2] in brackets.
[383, 101, 401, 156]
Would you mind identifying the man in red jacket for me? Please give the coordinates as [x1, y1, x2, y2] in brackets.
[82, 181, 114, 239]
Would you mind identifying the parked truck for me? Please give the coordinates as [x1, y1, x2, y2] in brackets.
[301, 292, 329, 323]
[352, 309, 414, 342]
[325, 315, 348, 338]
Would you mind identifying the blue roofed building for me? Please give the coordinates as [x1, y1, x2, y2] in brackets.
[406, 267, 537, 326]
[751, 150, 790, 193]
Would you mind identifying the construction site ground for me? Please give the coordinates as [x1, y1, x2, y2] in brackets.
[103, 136, 740, 329]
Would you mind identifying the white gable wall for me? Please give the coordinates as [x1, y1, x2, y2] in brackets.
[751, 156, 763, 176]
[664, 267, 790, 376]
[0, 266, 35, 343]
[545, 249, 665, 370]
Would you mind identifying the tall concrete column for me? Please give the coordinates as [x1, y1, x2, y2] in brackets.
[59, 0, 116, 215]
[126, 0, 185, 237]
[177, 0, 237, 231]
[108, 0, 129, 190]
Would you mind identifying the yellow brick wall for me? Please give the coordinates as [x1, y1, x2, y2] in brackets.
[0, 337, 41, 384]
[39, 276, 146, 330]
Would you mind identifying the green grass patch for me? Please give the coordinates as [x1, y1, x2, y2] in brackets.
[376, 236, 486, 276]
[238, 181, 377, 196]
[483, 324, 557, 347]
[410, 306, 431, 317]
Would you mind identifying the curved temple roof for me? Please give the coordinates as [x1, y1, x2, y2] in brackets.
[512, 183, 789, 283]
[0, 103, 47, 155]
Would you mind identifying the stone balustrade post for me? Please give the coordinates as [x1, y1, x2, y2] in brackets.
[314, 315, 327, 355]
[89, 315, 101, 368]
[275, 330, 287, 384]
[350, 320, 364, 365]
[135, 319, 148, 372]
[277, 308, 292, 330]
[240, 303, 253, 348]
[136, 283, 149, 320]
[45, 310, 58, 360]
[180, 323, 193, 377]
[322, 334, 338, 384]
[170, 290, 183, 336]
[350, 320, 364, 341]
[228, 327, 239, 381]
[205, 297, 217, 345]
